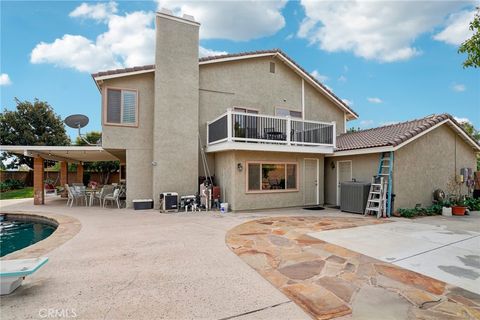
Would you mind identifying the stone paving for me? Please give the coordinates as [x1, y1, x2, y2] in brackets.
[226, 216, 480, 319]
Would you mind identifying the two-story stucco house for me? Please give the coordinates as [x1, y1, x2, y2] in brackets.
[88, 10, 479, 211]
[91, 11, 357, 210]
[2, 10, 478, 211]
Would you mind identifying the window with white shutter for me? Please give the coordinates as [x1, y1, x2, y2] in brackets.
[105, 88, 138, 126]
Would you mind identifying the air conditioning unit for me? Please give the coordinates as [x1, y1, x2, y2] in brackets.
[159, 192, 178, 212]
[340, 181, 371, 214]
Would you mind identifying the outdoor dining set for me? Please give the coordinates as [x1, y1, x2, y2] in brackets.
[64, 183, 126, 208]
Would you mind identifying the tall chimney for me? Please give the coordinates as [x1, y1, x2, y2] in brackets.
[153, 10, 200, 205]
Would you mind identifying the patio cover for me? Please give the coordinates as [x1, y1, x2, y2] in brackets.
[0, 145, 120, 163]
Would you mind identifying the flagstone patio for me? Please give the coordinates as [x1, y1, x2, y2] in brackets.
[226, 216, 480, 320]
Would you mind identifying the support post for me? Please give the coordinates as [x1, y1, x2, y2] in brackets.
[33, 157, 44, 205]
[77, 162, 84, 184]
[60, 161, 68, 197]
[286, 116, 291, 145]
[332, 121, 337, 147]
[227, 109, 233, 142]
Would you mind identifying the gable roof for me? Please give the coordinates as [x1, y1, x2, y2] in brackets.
[334, 113, 480, 155]
[91, 49, 358, 120]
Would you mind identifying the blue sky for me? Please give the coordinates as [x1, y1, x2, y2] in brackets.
[1, 0, 479, 140]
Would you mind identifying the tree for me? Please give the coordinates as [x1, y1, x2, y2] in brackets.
[76, 131, 119, 185]
[0, 99, 70, 169]
[347, 127, 361, 133]
[459, 8, 480, 68]
[458, 120, 480, 170]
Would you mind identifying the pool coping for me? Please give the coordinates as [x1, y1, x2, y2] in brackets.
[0, 211, 81, 260]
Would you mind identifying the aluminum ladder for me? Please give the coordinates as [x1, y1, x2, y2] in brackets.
[364, 176, 387, 218]
[379, 151, 394, 217]
[365, 151, 394, 218]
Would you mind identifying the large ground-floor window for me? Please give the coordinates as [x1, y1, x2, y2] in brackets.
[246, 161, 298, 192]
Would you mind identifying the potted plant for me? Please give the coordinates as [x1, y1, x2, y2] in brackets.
[452, 198, 468, 216]
[88, 180, 98, 190]
[446, 176, 467, 216]
[441, 200, 452, 216]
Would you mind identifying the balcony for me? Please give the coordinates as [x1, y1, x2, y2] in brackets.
[206, 110, 336, 154]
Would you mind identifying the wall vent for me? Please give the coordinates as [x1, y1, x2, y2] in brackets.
[270, 62, 276, 73]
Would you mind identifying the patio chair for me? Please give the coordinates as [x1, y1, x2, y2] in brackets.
[103, 188, 121, 209]
[65, 184, 75, 207]
[65, 184, 87, 207]
[91, 185, 114, 207]
[71, 183, 84, 187]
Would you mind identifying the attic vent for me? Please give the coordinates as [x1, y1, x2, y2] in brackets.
[270, 62, 275, 73]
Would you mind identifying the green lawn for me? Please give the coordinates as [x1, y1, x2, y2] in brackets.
[0, 187, 34, 200]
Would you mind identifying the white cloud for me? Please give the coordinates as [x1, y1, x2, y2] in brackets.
[157, 0, 287, 41]
[360, 119, 374, 127]
[298, 0, 473, 62]
[338, 75, 347, 83]
[434, 10, 475, 45]
[31, 4, 226, 73]
[69, 1, 118, 22]
[31, 8, 155, 72]
[342, 99, 354, 106]
[452, 83, 466, 92]
[0, 73, 12, 86]
[285, 33, 294, 41]
[367, 97, 383, 104]
[311, 70, 328, 82]
[199, 46, 227, 58]
[454, 116, 471, 123]
[31, 34, 121, 72]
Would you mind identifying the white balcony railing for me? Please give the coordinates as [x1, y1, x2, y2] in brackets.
[207, 109, 336, 149]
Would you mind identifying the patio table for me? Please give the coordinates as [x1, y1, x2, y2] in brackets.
[86, 189, 99, 207]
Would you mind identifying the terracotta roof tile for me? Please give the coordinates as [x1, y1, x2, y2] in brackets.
[91, 65, 155, 78]
[336, 113, 479, 151]
[91, 49, 358, 118]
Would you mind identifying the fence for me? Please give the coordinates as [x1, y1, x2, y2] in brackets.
[0, 171, 119, 187]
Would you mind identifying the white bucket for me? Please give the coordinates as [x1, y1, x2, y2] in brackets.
[442, 207, 452, 217]
[220, 203, 229, 213]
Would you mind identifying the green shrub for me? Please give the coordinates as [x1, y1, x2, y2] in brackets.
[464, 198, 480, 211]
[0, 179, 25, 192]
[0, 182, 10, 192]
[397, 202, 449, 218]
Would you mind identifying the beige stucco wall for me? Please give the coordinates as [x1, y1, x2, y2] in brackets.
[100, 73, 154, 150]
[199, 56, 348, 176]
[153, 14, 200, 204]
[213, 151, 236, 209]
[304, 82, 345, 135]
[125, 149, 153, 205]
[215, 151, 324, 211]
[99, 73, 154, 208]
[324, 153, 379, 205]
[393, 124, 477, 209]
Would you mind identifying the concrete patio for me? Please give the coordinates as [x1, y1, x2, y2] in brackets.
[1, 198, 479, 319]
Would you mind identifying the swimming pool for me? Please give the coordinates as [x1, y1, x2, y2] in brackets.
[0, 216, 57, 257]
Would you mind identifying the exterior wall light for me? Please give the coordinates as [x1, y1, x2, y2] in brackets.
[152, 161, 157, 166]
[330, 161, 335, 170]
[237, 163, 243, 172]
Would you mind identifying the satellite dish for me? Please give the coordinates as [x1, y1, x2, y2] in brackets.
[64, 114, 99, 146]
[65, 114, 89, 129]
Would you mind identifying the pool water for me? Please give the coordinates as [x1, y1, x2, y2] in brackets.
[0, 218, 56, 257]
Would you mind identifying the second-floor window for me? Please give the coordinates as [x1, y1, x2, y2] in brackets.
[105, 88, 138, 126]
[275, 107, 302, 119]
